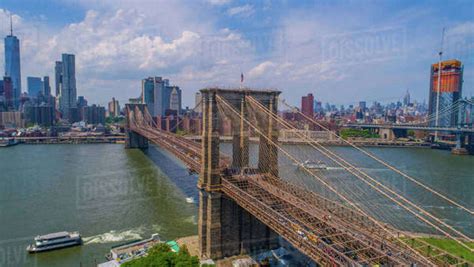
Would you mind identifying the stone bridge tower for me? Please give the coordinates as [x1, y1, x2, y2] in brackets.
[125, 103, 149, 149]
[198, 88, 281, 260]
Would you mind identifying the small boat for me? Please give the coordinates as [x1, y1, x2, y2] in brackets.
[27, 231, 82, 253]
[296, 160, 327, 170]
[185, 197, 195, 204]
[0, 138, 18, 147]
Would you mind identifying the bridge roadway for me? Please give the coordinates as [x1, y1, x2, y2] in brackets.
[344, 123, 474, 133]
[128, 122, 429, 265]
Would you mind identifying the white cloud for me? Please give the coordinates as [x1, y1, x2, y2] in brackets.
[206, 0, 231, 6]
[0, 6, 259, 106]
[2, 3, 472, 107]
[248, 61, 275, 78]
[227, 4, 255, 17]
[448, 22, 474, 36]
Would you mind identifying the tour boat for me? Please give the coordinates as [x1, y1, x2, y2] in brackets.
[26, 231, 82, 253]
[0, 138, 18, 147]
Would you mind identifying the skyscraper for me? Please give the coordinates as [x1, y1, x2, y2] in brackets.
[27, 77, 43, 97]
[54, 61, 63, 97]
[43, 76, 51, 96]
[142, 77, 158, 116]
[77, 96, 88, 108]
[168, 86, 182, 114]
[428, 59, 463, 128]
[403, 90, 411, 106]
[4, 17, 21, 109]
[301, 93, 314, 118]
[58, 54, 77, 120]
[108, 97, 120, 117]
[1, 77, 13, 110]
[82, 104, 105, 125]
[141, 77, 181, 117]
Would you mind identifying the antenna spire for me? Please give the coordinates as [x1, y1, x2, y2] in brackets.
[10, 13, 13, 36]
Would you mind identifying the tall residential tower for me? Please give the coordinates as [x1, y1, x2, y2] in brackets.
[56, 54, 77, 121]
[301, 93, 314, 118]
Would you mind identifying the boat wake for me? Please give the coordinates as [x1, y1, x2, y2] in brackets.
[325, 167, 389, 172]
[184, 215, 197, 225]
[83, 229, 143, 245]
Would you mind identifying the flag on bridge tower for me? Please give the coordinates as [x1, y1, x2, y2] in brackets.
[240, 72, 244, 89]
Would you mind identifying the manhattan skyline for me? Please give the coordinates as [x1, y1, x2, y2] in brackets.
[0, 0, 473, 108]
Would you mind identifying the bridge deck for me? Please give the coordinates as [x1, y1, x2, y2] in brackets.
[126, 105, 432, 266]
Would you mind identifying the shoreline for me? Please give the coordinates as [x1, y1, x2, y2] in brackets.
[185, 136, 431, 148]
[9, 136, 126, 145]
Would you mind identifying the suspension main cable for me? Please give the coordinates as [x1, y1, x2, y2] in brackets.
[216, 94, 433, 264]
[247, 96, 473, 249]
[421, 100, 464, 123]
[281, 99, 474, 216]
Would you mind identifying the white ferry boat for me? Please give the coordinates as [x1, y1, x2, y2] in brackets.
[26, 231, 82, 253]
[0, 138, 18, 147]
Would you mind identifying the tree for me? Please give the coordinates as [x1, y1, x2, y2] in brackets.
[122, 244, 199, 267]
[340, 128, 379, 139]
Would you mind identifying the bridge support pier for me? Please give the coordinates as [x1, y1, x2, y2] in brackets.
[198, 89, 280, 261]
[124, 104, 149, 149]
[125, 131, 148, 149]
[451, 133, 468, 155]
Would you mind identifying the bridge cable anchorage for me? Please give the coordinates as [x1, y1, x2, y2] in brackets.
[247, 96, 473, 251]
[215, 94, 435, 265]
[280, 99, 474, 217]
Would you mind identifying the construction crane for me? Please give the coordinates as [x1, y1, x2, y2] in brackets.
[434, 27, 445, 142]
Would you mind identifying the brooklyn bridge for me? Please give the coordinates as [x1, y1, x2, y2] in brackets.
[125, 88, 473, 266]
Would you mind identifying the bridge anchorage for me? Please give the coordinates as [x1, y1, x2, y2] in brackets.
[125, 89, 473, 266]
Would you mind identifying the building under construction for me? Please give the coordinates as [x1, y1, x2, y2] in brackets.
[428, 59, 463, 128]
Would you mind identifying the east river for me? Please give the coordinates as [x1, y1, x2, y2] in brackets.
[0, 144, 472, 266]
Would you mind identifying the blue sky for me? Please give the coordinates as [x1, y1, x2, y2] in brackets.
[0, 0, 473, 107]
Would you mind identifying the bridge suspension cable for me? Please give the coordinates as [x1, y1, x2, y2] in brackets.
[420, 99, 465, 125]
[215, 94, 435, 264]
[247, 96, 473, 251]
[281, 99, 474, 217]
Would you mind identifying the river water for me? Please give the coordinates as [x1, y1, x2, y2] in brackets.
[0, 144, 198, 267]
[0, 144, 472, 266]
